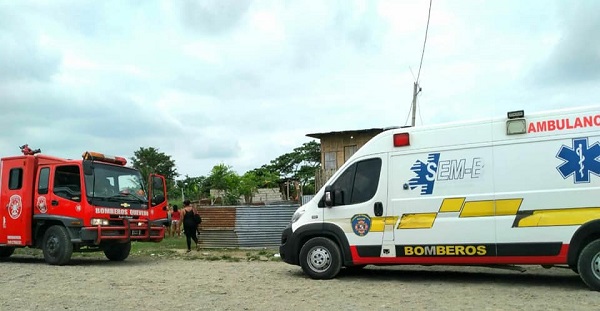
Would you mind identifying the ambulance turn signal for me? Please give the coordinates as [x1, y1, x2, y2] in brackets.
[393, 133, 410, 147]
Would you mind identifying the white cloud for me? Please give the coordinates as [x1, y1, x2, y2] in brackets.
[1, 0, 599, 178]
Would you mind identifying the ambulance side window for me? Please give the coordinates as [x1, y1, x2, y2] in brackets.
[329, 158, 382, 206]
[53, 165, 81, 201]
[38, 168, 50, 195]
[351, 158, 381, 204]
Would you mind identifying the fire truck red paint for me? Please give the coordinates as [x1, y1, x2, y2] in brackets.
[0, 145, 168, 265]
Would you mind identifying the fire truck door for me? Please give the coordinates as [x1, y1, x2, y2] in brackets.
[1, 157, 35, 246]
[148, 174, 167, 224]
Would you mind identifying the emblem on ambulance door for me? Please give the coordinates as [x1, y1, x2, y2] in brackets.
[351, 214, 371, 237]
[8, 195, 22, 219]
[37, 196, 47, 213]
[556, 137, 600, 183]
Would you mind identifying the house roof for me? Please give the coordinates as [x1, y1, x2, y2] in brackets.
[306, 127, 399, 139]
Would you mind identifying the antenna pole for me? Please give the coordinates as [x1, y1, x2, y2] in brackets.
[411, 82, 418, 127]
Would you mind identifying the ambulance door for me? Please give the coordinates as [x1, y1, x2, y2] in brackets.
[322, 155, 388, 257]
[0, 157, 35, 246]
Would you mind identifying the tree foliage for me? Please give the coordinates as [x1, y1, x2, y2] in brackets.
[137, 140, 321, 205]
[206, 164, 241, 205]
[130, 147, 178, 190]
[263, 140, 321, 195]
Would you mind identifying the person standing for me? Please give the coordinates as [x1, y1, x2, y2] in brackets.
[181, 199, 199, 252]
[164, 204, 173, 236]
[171, 205, 181, 238]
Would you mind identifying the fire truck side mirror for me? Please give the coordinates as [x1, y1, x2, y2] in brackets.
[83, 161, 93, 175]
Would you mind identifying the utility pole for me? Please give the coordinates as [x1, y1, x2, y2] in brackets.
[411, 82, 421, 127]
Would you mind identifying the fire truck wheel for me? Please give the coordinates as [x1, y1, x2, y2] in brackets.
[0, 246, 15, 258]
[104, 242, 131, 261]
[42, 225, 73, 265]
[299, 237, 342, 280]
[577, 239, 600, 291]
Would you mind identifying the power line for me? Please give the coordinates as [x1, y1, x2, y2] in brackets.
[410, 0, 433, 127]
[417, 0, 433, 84]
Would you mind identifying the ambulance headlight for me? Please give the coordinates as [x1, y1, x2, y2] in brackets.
[291, 208, 305, 224]
[90, 218, 109, 226]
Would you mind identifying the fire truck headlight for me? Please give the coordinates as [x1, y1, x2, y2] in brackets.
[137, 222, 144, 227]
[91, 218, 109, 226]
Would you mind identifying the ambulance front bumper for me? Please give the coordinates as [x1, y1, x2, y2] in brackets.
[279, 224, 299, 266]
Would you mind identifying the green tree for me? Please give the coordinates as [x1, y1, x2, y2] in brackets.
[264, 140, 321, 195]
[206, 164, 240, 205]
[177, 175, 209, 201]
[130, 147, 178, 192]
[239, 171, 261, 204]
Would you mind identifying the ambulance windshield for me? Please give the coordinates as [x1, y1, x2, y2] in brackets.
[84, 162, 148, 207]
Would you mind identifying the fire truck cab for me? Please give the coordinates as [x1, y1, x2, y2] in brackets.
[0, 147, 168, 265]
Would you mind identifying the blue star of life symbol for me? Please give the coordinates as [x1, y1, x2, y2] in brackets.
[408, 153, 440, 195]
[556, 137, 600, 183]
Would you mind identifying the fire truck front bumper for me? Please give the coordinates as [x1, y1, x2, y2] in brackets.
[80, 219, 164, 244]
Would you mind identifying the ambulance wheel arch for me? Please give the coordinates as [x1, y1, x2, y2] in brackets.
[292, 223, 354, 268]
[567, 220, 600, 271]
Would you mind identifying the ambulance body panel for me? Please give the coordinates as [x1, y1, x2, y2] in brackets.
[280, 106, 600, 290]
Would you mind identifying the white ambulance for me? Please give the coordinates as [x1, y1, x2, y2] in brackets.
[279, 106, 600, 291]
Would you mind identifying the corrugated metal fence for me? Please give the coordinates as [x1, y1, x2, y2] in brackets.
[196, 204, 298, 249]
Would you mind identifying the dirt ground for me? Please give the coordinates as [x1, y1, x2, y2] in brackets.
[1, 252, 600, 311]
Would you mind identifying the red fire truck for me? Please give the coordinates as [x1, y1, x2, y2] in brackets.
[0, 145, 168, 265]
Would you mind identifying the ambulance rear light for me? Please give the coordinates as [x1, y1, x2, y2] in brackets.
[82, 151, 127, 166]
[393, 133, 410, 147]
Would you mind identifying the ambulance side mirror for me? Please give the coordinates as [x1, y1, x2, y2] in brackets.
[324, 186, 333, 207]
[323, 186, 345, 207]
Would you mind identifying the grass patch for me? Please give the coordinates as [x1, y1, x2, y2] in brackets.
[14, 236, 281, 262]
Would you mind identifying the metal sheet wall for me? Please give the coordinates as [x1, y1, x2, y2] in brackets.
[196, 205, 298, 248]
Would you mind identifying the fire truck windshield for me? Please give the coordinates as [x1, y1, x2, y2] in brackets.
[84, 163, 148, 208]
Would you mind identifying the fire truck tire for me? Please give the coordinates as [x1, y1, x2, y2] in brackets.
[577, 239, 600, 291]
[299, 237, 342, 279]
[42, 225, 73, 265]
[104, 242, 131, 261]
[0, 246, 15, 258]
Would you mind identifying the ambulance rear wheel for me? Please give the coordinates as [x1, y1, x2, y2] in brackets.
[0, 246, 15, 258]
[577, 239, 600, 291]
[299, 237, 341, 279]
[103, 242, 131, 261]
[42, 225, 73, 265]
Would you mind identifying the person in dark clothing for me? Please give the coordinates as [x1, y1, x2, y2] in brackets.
[181, 199, 199, 252]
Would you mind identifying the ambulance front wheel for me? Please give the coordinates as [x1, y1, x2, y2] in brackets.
[42, 225, 73, 265]
[299, 237, 342, 279]
[577, 239, 600, 291]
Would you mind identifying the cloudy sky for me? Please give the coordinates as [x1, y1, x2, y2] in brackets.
[1, 0, 599, 178]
